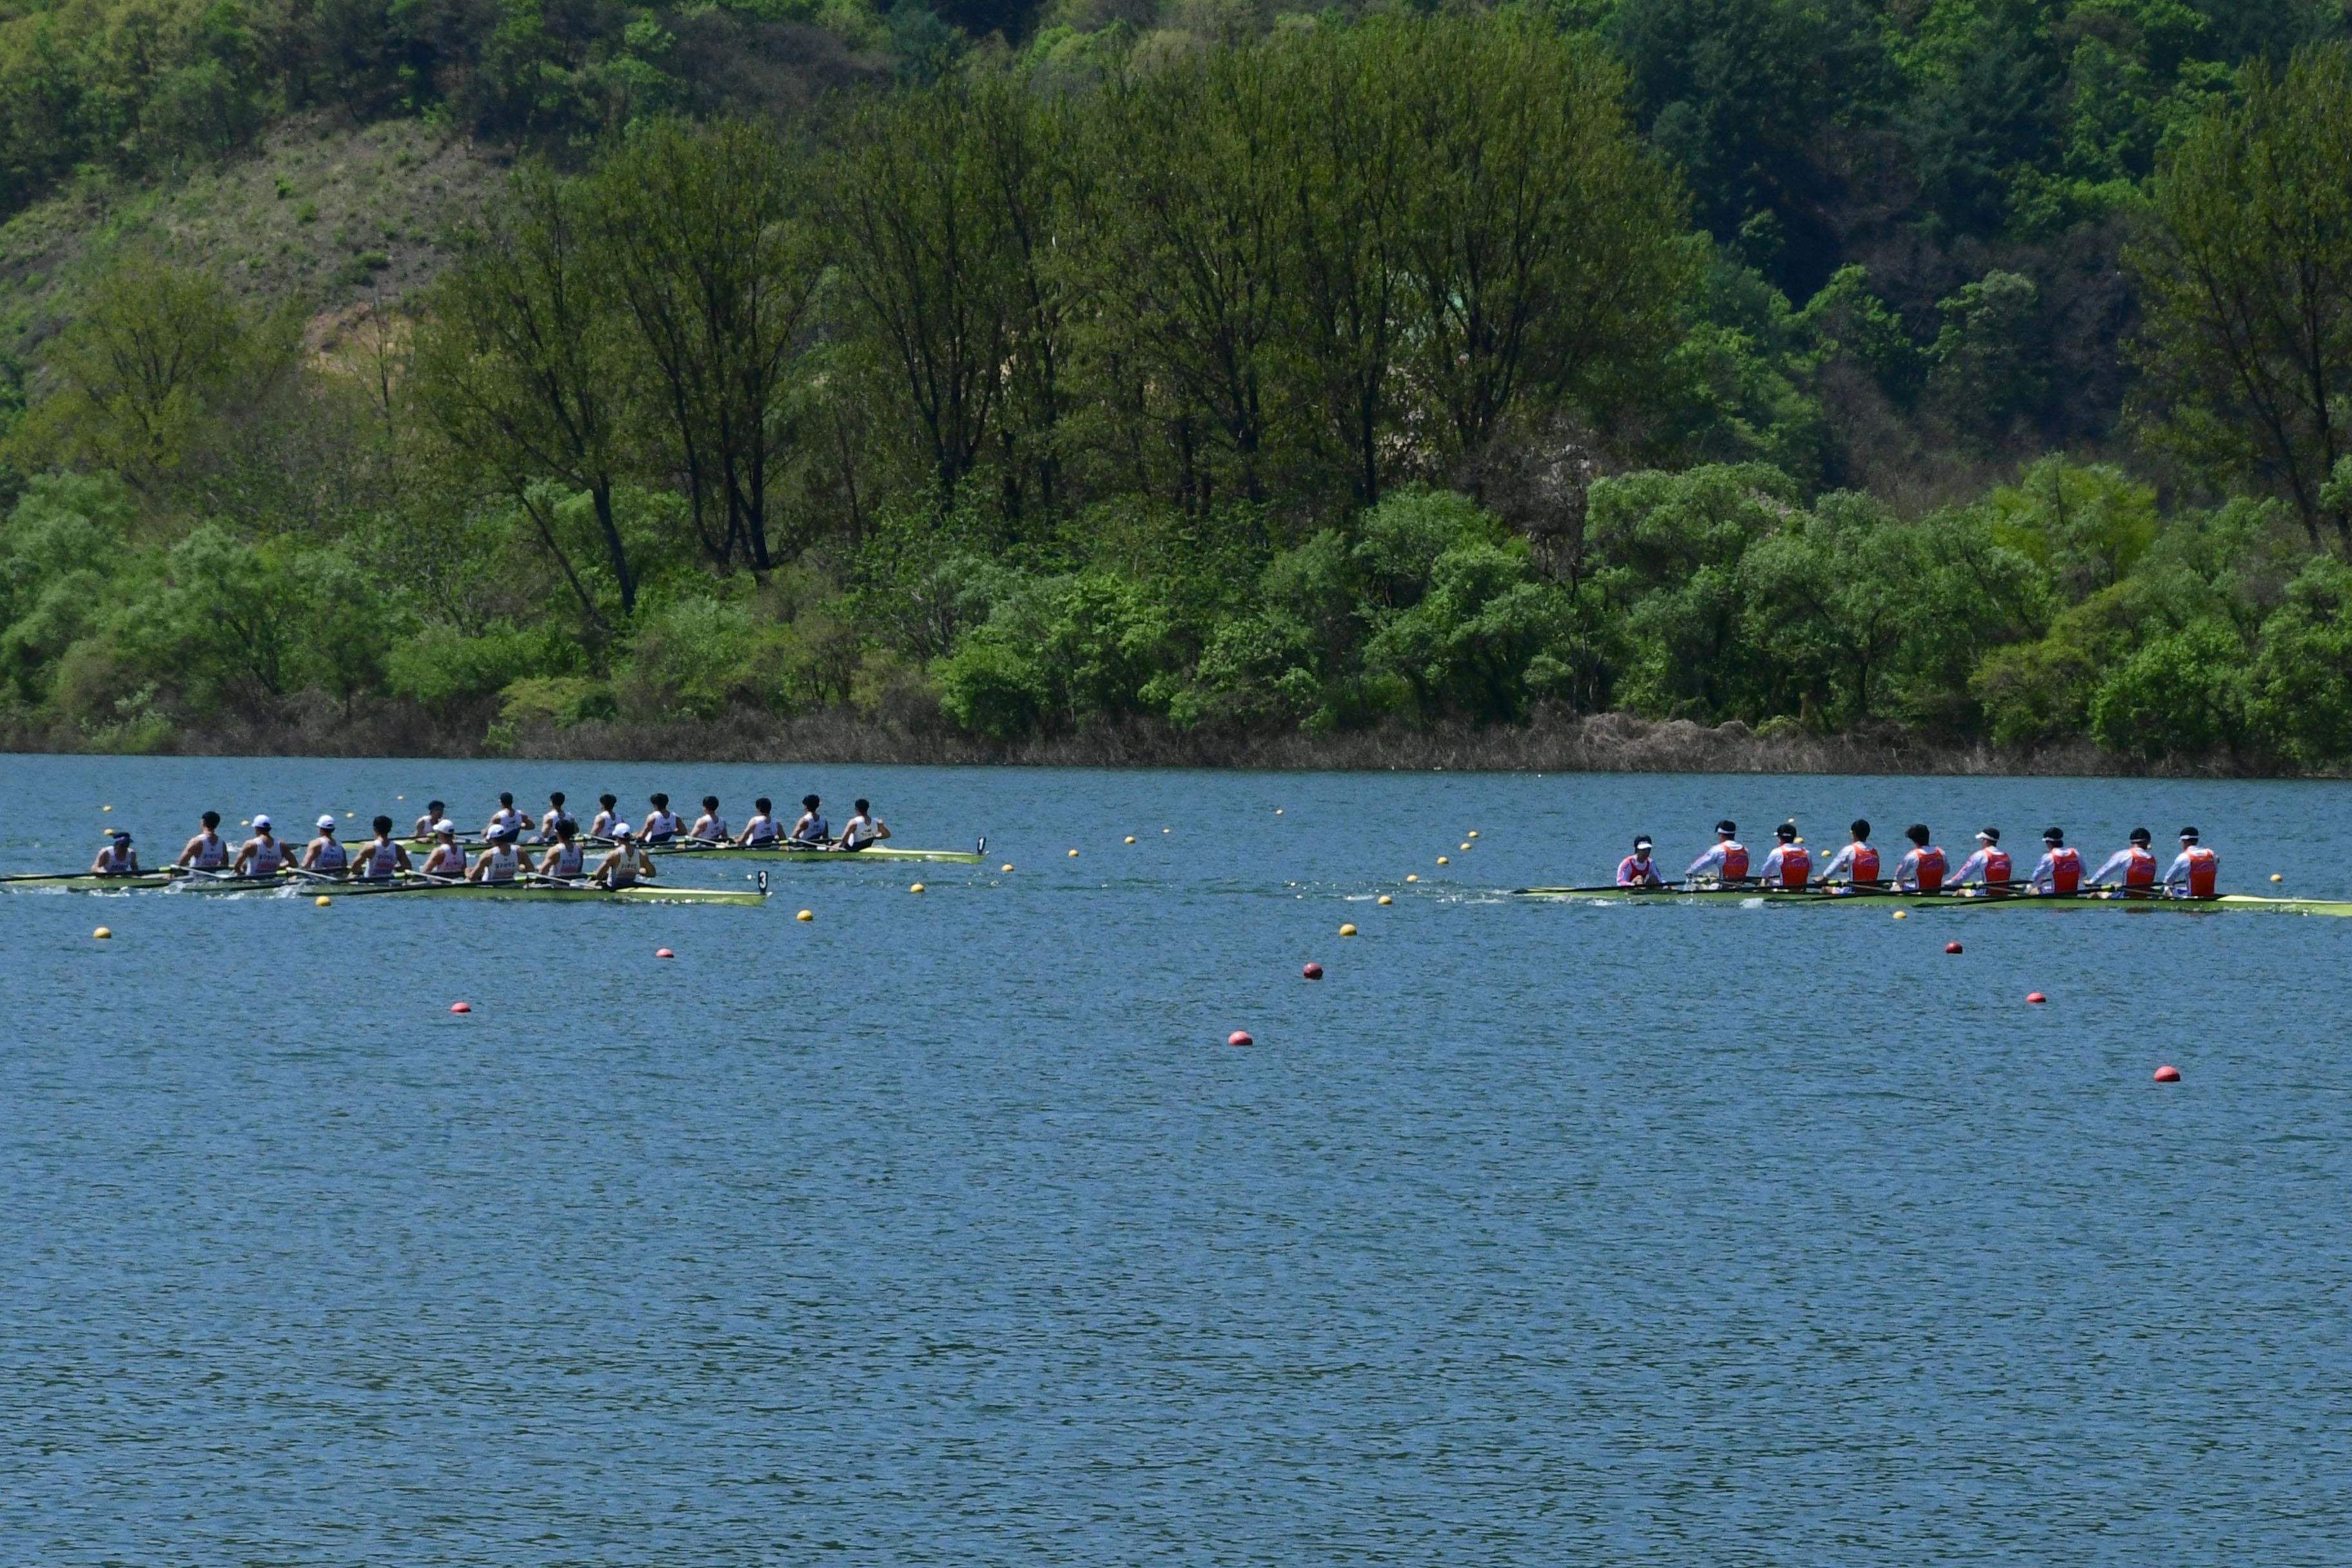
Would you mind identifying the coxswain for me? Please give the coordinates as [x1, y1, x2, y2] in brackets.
[1616, 835, 1665, 888]
[588, 794, 621, 839]
[642, 793, 681, 844]
[538, 821, 589, 884]
[418, 821, 467, 879]
[1757, 821, 1810, 888]
[1814, 819, 1880, 888]
[2091, 827, 2159, 894]
[840, 799, 890, 850]
[300, 814, 349, 876]
[593, 825, 655, 889]
[1894, 824, 1948, 892]
[2028, 827, 2084, 894]
[689, 796, 729, 843]
[2166, 827, 2219, 898]
[1684, 819, 1748, 884]
[537, 791, 574, 843]
[468, 825, 525, 885]
[1948, 827, 2013, 892]
[90, 830, 139, 876]
[177, 810, 230, 870]
[232, 815, 289, 878]
[412, 799, 447, 839]
[737, 798, 781, 848]
[354, 817, 412, 881]
[483, 792, 528, 841]
[790, 794, 828, 846]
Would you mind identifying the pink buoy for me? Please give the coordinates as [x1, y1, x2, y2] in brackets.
[2026, 992, 2047, 1004]
[2154, 1064, 2180, 1083]
[1945, 941, 1962, 954]
[1228, 1030, 1254, 1048]
[656, 948, 674, 959]
[1302, 963, 1323, 980]
[449, 1001, 472, 1014]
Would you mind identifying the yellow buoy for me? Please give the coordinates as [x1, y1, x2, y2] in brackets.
[102, 804, 112, 812]
[93, 926, 112, 939]
[2272, 873, 2284, 883]
[1892, 910, 1908, 920]
[1339, 923, 1357, 937]
[1436, 856, 1449, 865]
[1275, 808, 1283, 815]
[1467, 830, 1478, 839]
[796, 909, 813, 922]
[1068, 848, 1079, 858]
[1377, 894, 1393, 906]
[315, 895, 332, 907]
[1406, 874, 1419, 883]
[1124, 836, 1136, 844]
[1162, 828, 1171, 834]
[1001, 863, 1014, 872]
[910, 882, 925, 894]
[1459, 843, 1471, 851]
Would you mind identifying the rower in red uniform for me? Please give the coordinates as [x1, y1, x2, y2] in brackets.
[2164, 827, 2219, 899]
[1814, 819, 1880, 888]
[1757, 822, 1810, 888]
[1617, 835, 1666, 889]
[1683, 820, 1749, 885]
[2028, 826, 2084, 894]
[2091, 827, 2159, 894]
[1894, 824, 1947, 892]
[1948, 827, 2013, 892]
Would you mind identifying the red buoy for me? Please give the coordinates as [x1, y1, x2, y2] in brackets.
[1945, 941, 1963, 954]
[2154, 1064, 2180, 1083]
[449, 1001, 472, 1014]
[1302, 962, 1323, 980]
[2026, 992, 2047, 1004]
[656, 948, 674, 959]
[1228, 1030, 1254, 1047]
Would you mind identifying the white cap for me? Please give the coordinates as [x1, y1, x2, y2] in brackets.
[612, 823, 634, 839]
[433, 819, 457, 836]
[253, 814, 271, 830]
[317, 814, 337, 830]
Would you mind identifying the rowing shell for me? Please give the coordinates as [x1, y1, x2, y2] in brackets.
[1, 870, 767, 905]
[1513, 885, 2352, 916]
[368, 838, 986, 864]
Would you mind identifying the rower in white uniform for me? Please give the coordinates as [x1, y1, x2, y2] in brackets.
[538, 821, 589, 884]
[642, 794, 681, 844]
[300, 814, 350, 876]
[2026, 827, 2084, 894]
[689, 796, 728, 843]
[353, 816, 413, 880]
[839, 799, 889, 851]
[418, 821, 468, 879]
[588, 794, 621, 840]
[537, 792, 574, 844]
[1813, 819, 1881, 887]
[593, 825, 656, 889]
[790, 794, 828, 847]
[413, 799, 447, 839]
[467, 825, 526, 885]
[483, 792, 528, 841]
[232, 815, 289, 878]
[737, 798, 781, 848]
[1684, 819, 1749, 885]
[90, 830, 140, 876]
[2090, 828, 2161, 894]
[177, 810, 231, 870]
[2165, 827, 2219, 898]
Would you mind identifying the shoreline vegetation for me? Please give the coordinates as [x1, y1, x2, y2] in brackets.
[5, 7, 2352, 776]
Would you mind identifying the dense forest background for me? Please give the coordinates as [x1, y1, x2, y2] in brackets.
[4, 0, 2352, 769]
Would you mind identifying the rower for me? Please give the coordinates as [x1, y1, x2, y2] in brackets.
[413, 799, 447, 839]
[840, 799, 890, 851]
[2028, 827, 2084, 895]
[1616, 835, 1665, 889]
[2166, 827, 2219, 899]
[689, 796, 729, 843]
[177, 810, 230, 870]
[642, 793, 681, 844]
[790, 794, 828, 846]
[738, 798, 781, 848]
[1683, 819, 1748, 885]
[2092, 828, 2160, 894]
[300, 814, 349, 876]
[1949, 827, 2013, 893]
[467, 825, 525, 885]
[1815, 819, 1879, 888]
[1757, 822, 1809, 888]
[1894, 825, 1948, 892]
[232, 815, 288, 878]
[588, 794, 621, 839]
[418, 821, 467, 879]
[355, 816, 412, 881]
[483, 792, 527, 841]
[90, 830, 140, 877]
[538, 821, 589, 884]
[538, 791, 574, 843]
[593, 825, 656, 889]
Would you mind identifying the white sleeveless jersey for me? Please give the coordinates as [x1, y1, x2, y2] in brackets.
[97, 845, 133, 873]
[483, 845, 519, 882]
[549, 842, 585, 878]
[692, 816, 728, 841]
[312, 839, 348, 871]
[841, 815, 875, 848]
[643, 810, 680, 841]
[423, 845, 465, 876]
[250, 838, 284, 875]
[191, 831, 227, 869]
[743, 814, 776, 845]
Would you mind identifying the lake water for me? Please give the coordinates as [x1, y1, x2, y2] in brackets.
[5, 754, 2350, 1564]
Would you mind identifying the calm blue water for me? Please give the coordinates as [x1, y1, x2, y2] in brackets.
[5, 755, 2350, 1564]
